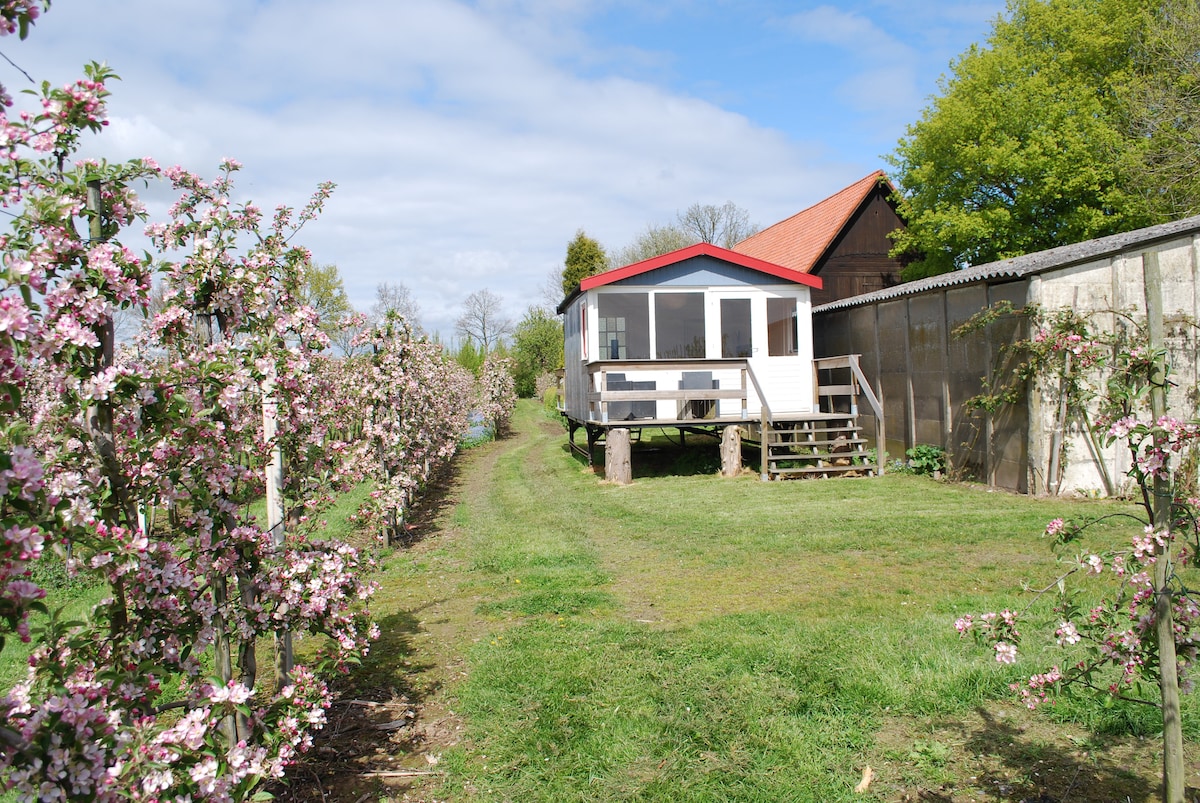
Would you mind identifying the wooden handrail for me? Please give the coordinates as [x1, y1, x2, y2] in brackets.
[813, 354, 885, 477]
[586, 360, 757, 425]
[846, 355, 883, 421]
[743, 361, 772, 424]
[589, 389, 747, 402]
[846, 354, 885, 476]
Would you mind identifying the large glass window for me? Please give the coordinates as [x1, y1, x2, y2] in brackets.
[597, 293, 649, 359]
[767, 297, 798, 356]
[654, 292, 705, 359]
[720, 298, 752, 358]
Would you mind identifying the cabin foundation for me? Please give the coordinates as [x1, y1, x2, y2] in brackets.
[720, 425, 741, 477]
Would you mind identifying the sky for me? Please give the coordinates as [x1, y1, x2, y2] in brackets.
[14, 0, 1005, 341]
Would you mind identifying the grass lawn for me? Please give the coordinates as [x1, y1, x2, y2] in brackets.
[304, 399, 1197, 803]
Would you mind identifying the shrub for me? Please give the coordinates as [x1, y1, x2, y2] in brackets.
[906, 444, 946, 476]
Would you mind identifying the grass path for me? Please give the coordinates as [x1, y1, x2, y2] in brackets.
[285, 400, 1198, 802]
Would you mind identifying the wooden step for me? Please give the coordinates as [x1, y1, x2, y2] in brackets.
[766, 436, 867, 448]
[767, 452, 870, 463]
[765, 427, 863, 441]
[771, 463, 878, 475]
[768, 450, 868, 461]
[768, 432, 864, 444]
[768, 451, 871, 463]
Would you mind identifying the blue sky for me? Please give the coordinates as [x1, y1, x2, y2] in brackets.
[15, 0, 1004, 340]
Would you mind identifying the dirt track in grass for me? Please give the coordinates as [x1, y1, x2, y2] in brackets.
[268, 413, 565, 802]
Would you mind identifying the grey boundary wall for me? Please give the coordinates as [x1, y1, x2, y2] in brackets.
[812, 215, 1200, 495]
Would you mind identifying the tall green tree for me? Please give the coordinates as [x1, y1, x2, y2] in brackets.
[888, 0, 1152, 278]
[296, 262, 352, 326]
[1123, 0, 1200, 223]
[561, 229, 607, 297]
[511, 306, 564, 397]
[295, 262, 357, 350]
[454, 337, 486, 376]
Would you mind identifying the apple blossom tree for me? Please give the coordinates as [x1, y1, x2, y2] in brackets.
[954, 260, 1198, 802]
[0, 4, 485, 799]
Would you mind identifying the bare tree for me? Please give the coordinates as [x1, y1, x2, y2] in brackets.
[326, 311, 371, 357]
[610, 223, 696, 267]
[456, 288, 512, 353]
[113, 279, 168, 345]
[677, 201, 759, 248]
[541, 265, 568, 310]
[372, 281, 422, 334]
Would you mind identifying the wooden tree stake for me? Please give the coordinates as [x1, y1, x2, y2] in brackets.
[1145, 249, 1185, 803]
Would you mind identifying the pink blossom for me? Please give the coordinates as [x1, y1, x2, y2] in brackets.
[1055, 621, 1081, 646]
[1108, 415, 1138, 439]
[0, 294, 33, 339]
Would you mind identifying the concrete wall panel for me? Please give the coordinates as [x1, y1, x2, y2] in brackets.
[945, 285, 991, 479]
[907, 294, 946, 452]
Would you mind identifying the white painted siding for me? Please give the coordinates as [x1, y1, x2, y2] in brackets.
[561, 276, 816, 424]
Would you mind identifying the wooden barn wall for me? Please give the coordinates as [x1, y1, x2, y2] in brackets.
[907, 294, 946, 448]
[944, 286, 990, 482]
[809, 194, 904, 307]
[815, 279, 1031, 492]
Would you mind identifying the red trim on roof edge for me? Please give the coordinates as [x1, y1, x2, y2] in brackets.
[580, 242, 823, 291]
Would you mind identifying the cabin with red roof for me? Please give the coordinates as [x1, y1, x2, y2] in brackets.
[556, 241, 883, 482]
[732, 170, 904, 306]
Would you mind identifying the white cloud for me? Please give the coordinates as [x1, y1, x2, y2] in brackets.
[10, 1, 881, 338]
[782, 5, 919, 115]
[786, 5, 908, 54]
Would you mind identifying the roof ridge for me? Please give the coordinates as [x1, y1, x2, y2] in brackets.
[735, 169, 887, 248]
[730, 170, 893, 274]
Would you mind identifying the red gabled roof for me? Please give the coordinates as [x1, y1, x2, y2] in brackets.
[579, 241, 822, 292]
[731, 170, 894, 274]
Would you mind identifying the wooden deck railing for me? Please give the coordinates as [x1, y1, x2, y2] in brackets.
[572, 356, 883, 476]
[584, 359, 752, 425]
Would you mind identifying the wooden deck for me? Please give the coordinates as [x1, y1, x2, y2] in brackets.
[561, 355, 885, 481]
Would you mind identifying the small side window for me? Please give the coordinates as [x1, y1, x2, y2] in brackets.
[767, 297, 798, 357]
[580, 306, 588, 360]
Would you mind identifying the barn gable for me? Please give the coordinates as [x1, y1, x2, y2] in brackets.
[732, 170, 904, 305]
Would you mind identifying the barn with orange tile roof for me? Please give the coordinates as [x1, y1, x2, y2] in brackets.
[732, 170, 905, 306]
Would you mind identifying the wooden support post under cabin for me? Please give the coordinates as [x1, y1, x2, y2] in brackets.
[760, 406, 770, 481]
[720, 425, 741, 477]
[605, 427, 632, 484]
